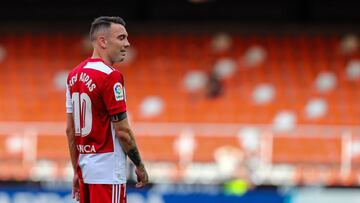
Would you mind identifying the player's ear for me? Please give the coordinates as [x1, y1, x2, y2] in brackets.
[97, 36, 107, 49]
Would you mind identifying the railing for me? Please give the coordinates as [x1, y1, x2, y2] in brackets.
[0, 121, 359, 185]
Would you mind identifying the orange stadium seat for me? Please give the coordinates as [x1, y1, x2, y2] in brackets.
[272, 135, 342, 164]
[36, 135, 69, 161]
[136, 135, 240, 162]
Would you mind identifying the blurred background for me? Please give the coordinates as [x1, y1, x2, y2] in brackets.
[0, 0, 360, 202]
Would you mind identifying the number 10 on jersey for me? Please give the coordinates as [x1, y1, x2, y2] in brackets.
[72, 92, 92, 137]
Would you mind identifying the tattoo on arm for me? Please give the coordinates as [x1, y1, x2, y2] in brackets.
[127, 148, 142, 167]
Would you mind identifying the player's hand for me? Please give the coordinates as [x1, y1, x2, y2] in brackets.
[135, 163, 149, 188]
[72, 173, 80, 201]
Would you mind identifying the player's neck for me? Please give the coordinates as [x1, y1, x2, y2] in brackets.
[91, 50, 113, 66]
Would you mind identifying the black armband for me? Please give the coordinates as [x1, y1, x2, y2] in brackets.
[111, 112, 127, 122]
[127, 148, 142, 167]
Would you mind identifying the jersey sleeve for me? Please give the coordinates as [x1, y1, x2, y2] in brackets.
[102, 71, 127, 116]
[65, 83, 73, 113]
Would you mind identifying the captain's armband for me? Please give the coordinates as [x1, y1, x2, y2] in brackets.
[110, 112, 127, 122]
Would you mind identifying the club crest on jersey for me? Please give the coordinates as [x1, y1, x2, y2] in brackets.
[113, 82, 124, 101]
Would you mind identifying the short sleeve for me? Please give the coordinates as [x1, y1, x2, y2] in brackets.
[66, 83, 73, 113]
[102, 71, 127, 116]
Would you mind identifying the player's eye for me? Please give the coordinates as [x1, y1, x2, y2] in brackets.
[118, 35, 126, 40]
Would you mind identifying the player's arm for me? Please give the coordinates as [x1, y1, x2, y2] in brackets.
[65, 83, 79, 201]
[65, 82, 78, 172]
[111, 113, 149, 187]
[66, 113, 78, 172]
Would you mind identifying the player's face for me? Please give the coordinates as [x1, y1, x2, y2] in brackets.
[106, 23, 130, 63]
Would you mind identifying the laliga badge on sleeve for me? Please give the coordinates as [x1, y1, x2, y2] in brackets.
[113, 82, 124, 101]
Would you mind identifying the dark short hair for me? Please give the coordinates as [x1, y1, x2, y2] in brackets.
[89, 16, 126, 41]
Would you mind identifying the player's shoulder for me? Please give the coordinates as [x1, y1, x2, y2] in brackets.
[108, 68, 123, 77]
[107, 69, 125, 84]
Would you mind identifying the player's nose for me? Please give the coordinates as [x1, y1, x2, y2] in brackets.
[124, 39, 130, 48]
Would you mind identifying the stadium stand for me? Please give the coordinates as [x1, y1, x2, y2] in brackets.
[0, 32, 359, 185]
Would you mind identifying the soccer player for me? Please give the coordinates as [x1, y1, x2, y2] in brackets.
[65, 16, 149, 203]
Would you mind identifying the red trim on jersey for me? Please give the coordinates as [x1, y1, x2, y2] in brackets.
[88, 57, 105, 62]
[80, 183, 126, 203]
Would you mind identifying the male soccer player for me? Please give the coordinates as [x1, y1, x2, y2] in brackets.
[65, 16, 148, 203]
